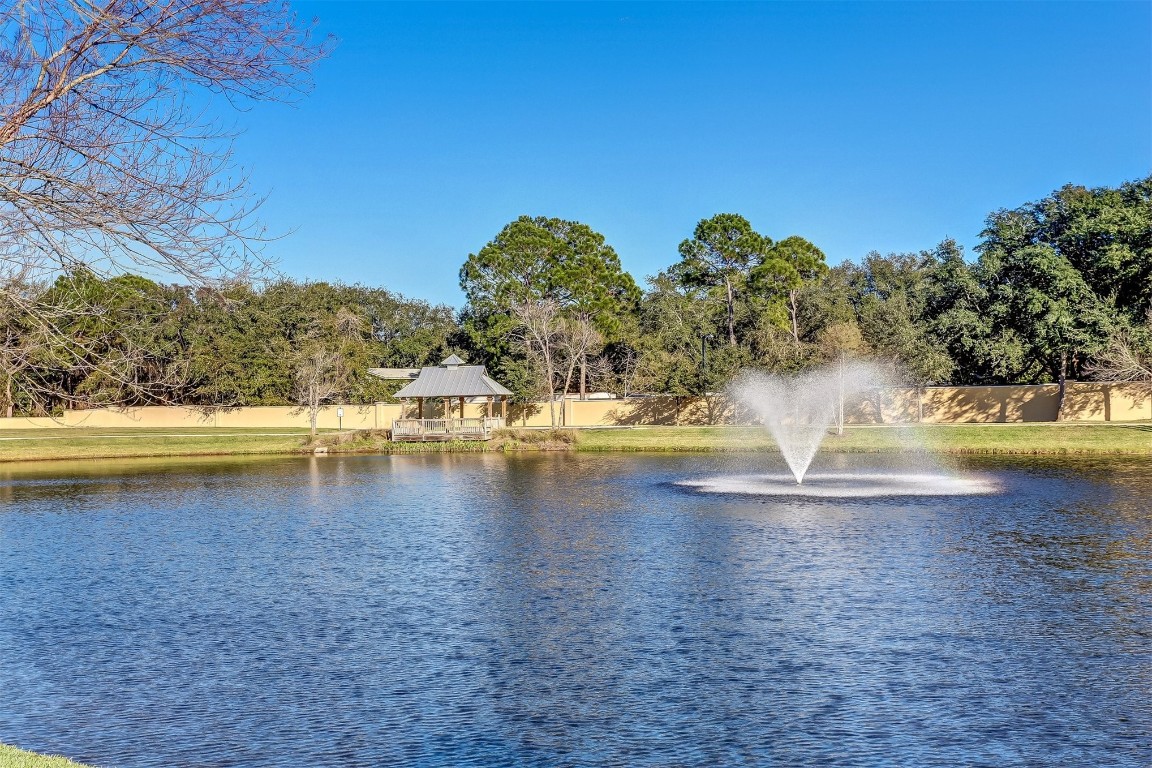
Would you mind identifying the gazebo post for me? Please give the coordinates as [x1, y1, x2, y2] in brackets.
[486, 396, 493, 417]
[501, 395, 507, 421]
[443, 397, 450, 420]
[417, 397, 423, 418]
[459, 396, 466, 419]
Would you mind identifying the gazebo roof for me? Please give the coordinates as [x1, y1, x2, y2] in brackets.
[393, 355, 513, 399]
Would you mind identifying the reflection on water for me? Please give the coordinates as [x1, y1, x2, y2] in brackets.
[1, 452, 1150, 767]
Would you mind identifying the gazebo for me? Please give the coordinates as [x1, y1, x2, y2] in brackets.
[378, 355, 513, 441]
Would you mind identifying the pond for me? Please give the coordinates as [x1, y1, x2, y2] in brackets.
[1, 452, 1150, 767]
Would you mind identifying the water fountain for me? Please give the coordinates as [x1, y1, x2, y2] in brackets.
[731, 363, 879, 484]
[678, 361, 997, 497]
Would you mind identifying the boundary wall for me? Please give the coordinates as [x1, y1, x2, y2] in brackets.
[0, 383, 1147, 431]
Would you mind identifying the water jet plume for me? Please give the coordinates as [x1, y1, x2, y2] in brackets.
[730, 362, 884, 483]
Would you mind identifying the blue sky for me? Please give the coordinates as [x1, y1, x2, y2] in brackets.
[234, 1, 1152, 307]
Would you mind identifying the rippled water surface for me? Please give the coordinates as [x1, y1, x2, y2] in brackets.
[1, 452, 1151, 767]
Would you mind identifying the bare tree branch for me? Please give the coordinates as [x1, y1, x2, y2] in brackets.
[0, 1, 329, 409]
[1086, 329, 1152, 383]
[1, 1, 330, 285]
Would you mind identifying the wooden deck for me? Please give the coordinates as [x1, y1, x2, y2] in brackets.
[391, 417, 505, 442]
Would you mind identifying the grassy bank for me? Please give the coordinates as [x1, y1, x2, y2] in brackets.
[0, 744, 96, 768]
[0, 422, 1148, 464]
[0, 427, 316, 463]
[0, 426, 568, 463]
[573, 422, 1152, 455]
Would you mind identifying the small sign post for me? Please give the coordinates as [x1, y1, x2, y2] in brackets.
[337, 407, 344, 431]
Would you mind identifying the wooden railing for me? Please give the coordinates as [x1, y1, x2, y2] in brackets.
[391, 417, 505, 441]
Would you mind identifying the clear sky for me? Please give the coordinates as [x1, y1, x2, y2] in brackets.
[234, 1, 1152, 308]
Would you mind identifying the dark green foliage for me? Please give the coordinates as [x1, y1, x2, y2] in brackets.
[671, 213, 773, 347]
[23, 271, 191, 410]
[850, 250, 955, 386]
[460, 215, 639, 331]
[1, 177, 1146, 415]
[3, 276, 457, 413]
[972, 180, 1151, 390]
[459, 215, 640, 399]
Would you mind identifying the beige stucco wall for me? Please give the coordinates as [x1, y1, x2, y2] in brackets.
[0, 383, 1147, 431]
[560, 382, 1150, 426]
[0, 416, 67, 429]
[61, 406, 215, 429]
[842, 383, 1152, 424]
[2, 404, 392, 431]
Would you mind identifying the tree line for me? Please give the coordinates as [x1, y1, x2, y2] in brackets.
[461, 176, 1152, 422]
[2, 5, 1147, 425]
[0, 176, 1148, 421]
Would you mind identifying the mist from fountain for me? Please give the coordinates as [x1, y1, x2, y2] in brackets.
[678, 361, 998, 498]
[730, 361, 886, 484]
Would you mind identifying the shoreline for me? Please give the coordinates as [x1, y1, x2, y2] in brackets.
[0, 743, 96, 768]
[0, 423, 1147, 466]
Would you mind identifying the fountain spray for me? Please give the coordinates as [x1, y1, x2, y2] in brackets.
[730, 362, 885, 484]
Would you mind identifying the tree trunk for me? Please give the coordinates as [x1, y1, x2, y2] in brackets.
[836, 353, 845, 436]
[545, 353, 558, 427]
[789, 289, 800, 345]
[5, 373, 12, 419]
[309, 387, 318, 437]
[560, 359, 578, 427]
[580, 353, 586, 400]
[1056, 351, 1068, 422]
[725, 277, 736, 346]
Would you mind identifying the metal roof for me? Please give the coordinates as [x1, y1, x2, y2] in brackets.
[393, 361, 513, 398]
[367, 368, 420, 380]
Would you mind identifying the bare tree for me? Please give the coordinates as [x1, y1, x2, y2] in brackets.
[616, 344, 639, 399]
[589, 342, 639, 398]
[1087, 329, 1152, 384]
[0, 275, 39, 416]
[1087, 328, 1152, 417]
[2, 1, 328, 283]
[512, 301, 603, 427]
[554, 313, 601, 417]
[818, 321, 866, 434]
[0, 2, 328, 408]
[514, 299, 562, 427]
[294, 345, 345, 437]
[0, 270, 195, 415]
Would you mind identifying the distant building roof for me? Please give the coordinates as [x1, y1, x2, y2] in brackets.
[392, 355, 513, 398]
[367, 368, 420, 380]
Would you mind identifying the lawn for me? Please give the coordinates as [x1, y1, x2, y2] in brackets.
[0, 744, 96, 768]
[573, 422, 1152, 455]
[0, 422, 1148, 465]
[0, 427, 315, 463]
[0, 427, 517, 465]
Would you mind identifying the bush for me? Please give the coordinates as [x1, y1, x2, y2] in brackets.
[491, 428, 576, 450]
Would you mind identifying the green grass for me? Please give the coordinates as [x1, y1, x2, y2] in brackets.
[573, 422, 1152, 455]
[0, 427, 315, 463]
[0, 427, 511, 464]
[0, 422, 1148, 465]
[0, 744, 97, 768]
